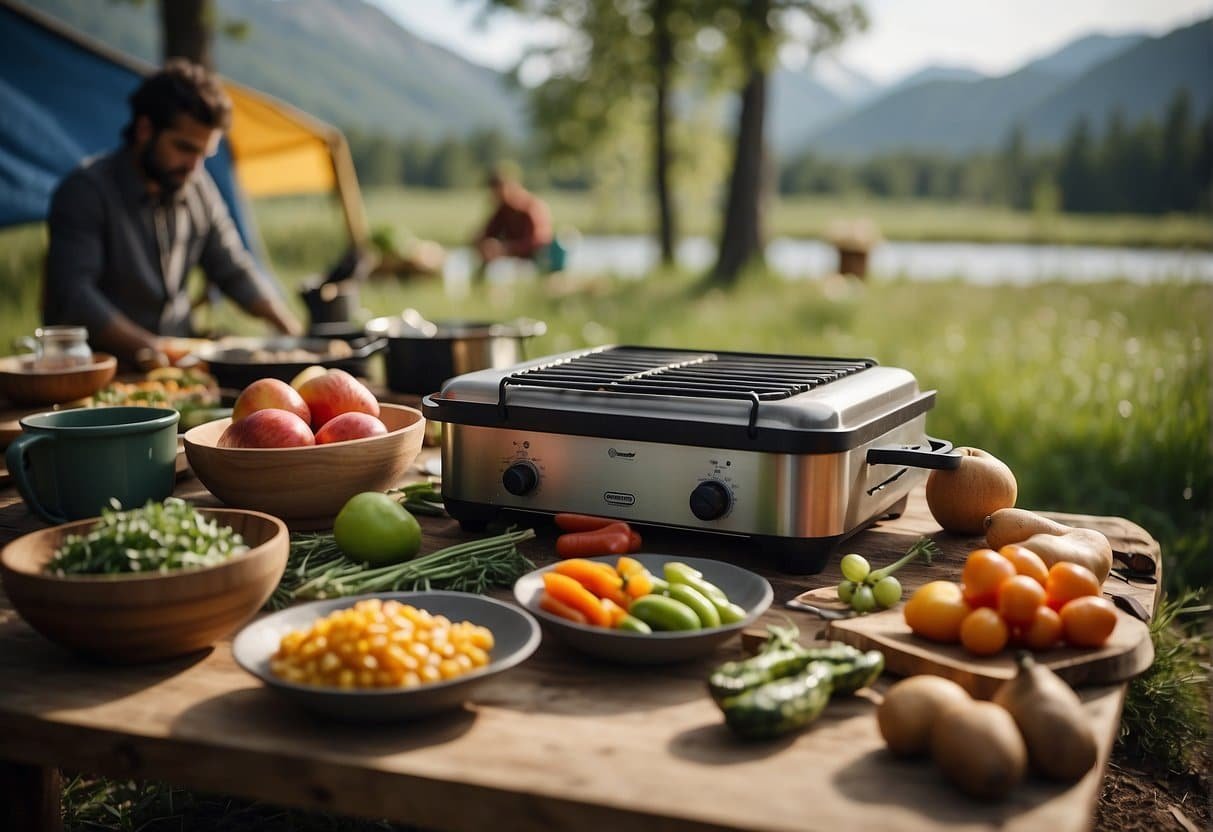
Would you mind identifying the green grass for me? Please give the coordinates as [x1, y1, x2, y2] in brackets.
[251, 188, 1213, 273]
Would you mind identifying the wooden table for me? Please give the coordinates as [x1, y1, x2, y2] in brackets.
[0, 445, 1161, 832]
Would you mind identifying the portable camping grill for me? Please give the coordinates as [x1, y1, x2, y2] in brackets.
[421, 346, 958, 572]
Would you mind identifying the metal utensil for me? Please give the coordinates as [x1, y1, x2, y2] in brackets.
[784, 598, 855, 621]
[1112, 548, 1157, 577]
[1103, 591, 1151, 623]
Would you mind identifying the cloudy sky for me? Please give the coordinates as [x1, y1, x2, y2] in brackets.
[370, 0, 1210, 83]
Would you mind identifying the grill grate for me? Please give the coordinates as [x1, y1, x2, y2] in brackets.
[497, 347, 876, 435]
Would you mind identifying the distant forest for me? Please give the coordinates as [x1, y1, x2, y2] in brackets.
[347, 89, 1212, 216]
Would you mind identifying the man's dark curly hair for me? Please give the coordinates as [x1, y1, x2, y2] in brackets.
[121, 58, 232, 145]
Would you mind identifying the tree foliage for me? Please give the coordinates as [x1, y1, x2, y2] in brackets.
[778, 90, 1213, 216]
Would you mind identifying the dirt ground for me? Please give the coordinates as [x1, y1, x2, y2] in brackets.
[1095, 747, 1211, 832]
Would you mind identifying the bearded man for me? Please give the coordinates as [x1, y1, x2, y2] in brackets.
[44, 59, 302, 364]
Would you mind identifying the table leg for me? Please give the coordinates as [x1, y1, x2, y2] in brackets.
[0, 761, 61, 832]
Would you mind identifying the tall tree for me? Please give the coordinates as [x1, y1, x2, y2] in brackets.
[709, 1, 867, 284]
[482, 1, 693, 265]
[113, 0, 247, 68]
[160, 0, 211, 66]
[1058, 117, 1097, 212]
[1160, 89, 1197, 212]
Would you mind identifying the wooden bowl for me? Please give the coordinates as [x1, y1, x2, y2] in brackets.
[0, 353, 117, 405]
[0, 508, 289, 663]
[183, 403, 424, 523]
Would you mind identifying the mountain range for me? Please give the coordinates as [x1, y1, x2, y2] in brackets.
[29, 0, 527, 140]
[26, 0, 1213, 159]
[804, 22, 1210, 157]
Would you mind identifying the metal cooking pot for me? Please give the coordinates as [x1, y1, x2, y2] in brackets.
[367, 313, 546, 395]
[198, 335, 386, 390]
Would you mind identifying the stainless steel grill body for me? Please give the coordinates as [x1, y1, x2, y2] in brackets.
[423, 346, 954, 572]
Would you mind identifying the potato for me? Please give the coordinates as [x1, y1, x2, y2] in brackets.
[877, 675, 972, 757]
[931, 700, 1028, 800]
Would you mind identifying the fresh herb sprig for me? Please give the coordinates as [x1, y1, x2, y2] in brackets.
[49, 498, 247, 576]
[267, 527, 535, 610]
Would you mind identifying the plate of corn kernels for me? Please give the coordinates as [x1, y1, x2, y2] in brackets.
[232, 592, 540, 721]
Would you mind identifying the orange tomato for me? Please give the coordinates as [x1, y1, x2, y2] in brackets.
[999, 544, 1050, 587]
[1021, 605, 1063, 651]
[997, 574, 1047, 627]
[1060, 596, 1118, 647]
[904, 581, 971, 643]
[960, 607, 1009, 656]
[961, 549, 1017, 608]
[1045, 561, 1102, 611]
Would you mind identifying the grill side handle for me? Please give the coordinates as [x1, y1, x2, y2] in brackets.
[866, 437, 960, 470]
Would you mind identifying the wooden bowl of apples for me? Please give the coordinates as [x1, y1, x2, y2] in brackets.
[183, 370, 424, 524]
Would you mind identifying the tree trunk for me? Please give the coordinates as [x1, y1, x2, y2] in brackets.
[160, 0, 212, 68]
[713, 66, 768, 284]
[653, 0, 677, 266]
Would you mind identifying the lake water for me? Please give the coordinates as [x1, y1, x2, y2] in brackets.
[443, 235, 1213, 287]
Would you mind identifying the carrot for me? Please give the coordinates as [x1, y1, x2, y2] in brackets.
[554, 513, 618, 532]
[556, 524, 632, 559]
[555, 514, 643, 552]
[553, 559, 630, 607]
[542, 572, 611, 627]
[539, 591, 588, 625]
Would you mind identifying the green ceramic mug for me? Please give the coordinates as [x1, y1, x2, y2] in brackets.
[6, 407, 180, 523]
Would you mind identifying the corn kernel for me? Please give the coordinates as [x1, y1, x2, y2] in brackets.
[271, 602, 494, 690]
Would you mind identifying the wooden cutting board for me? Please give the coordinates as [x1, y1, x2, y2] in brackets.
[824, 600, 1153, 699]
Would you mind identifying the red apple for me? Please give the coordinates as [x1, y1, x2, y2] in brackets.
[232, 378, 311, 425]
[314, 412, 388, 445]
[218, 409, 315, 449]
[297, 369, 380, 429]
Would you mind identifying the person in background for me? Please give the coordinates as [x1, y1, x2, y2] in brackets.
[473, 165, 553, 282]
[44, 59, 302, 366]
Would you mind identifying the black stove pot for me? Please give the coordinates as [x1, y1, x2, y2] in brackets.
[367, 315, 545, 395]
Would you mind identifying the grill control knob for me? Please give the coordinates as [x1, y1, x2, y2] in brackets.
[502, 462, 539, 496]
[689, 480, 731, 521]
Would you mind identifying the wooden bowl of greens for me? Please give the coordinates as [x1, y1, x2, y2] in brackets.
[0, 499, 288, 663]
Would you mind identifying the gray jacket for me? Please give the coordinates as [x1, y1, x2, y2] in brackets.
[43, 148, 273, 337]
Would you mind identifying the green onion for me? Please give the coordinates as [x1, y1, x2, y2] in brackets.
[267, 526, 535, 610]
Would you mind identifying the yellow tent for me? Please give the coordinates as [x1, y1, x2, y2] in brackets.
[223, 81, 369, 248]
[0, 0, 369, 252]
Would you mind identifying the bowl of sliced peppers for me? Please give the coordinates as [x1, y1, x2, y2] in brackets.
[513, 554, 772, 664]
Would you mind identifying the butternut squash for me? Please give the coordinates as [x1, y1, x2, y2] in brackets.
[984, 508, 1113, 583]
[992, 652, 1098, 782]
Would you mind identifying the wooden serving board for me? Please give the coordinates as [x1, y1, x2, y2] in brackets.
[824, 604, 1153, 699]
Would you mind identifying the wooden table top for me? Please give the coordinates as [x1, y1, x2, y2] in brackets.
[0, 440, 1162, 832]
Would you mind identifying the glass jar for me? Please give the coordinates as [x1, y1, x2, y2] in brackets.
[15, 326, 93, 370]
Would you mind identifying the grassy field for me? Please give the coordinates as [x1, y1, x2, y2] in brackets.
[1, 195, 1209, 828]
[248, 188, 1213, 280]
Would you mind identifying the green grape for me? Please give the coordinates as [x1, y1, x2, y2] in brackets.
[872, 575, 903, 609]
[837, 580, 856, 603]
[840, 553, 870, 583]
[851, 584, 877, 613]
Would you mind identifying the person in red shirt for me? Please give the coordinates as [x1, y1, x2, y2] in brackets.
[473, 168, 552, 282]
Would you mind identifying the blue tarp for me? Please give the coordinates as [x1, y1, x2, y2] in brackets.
[0, 2, 257, 249]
